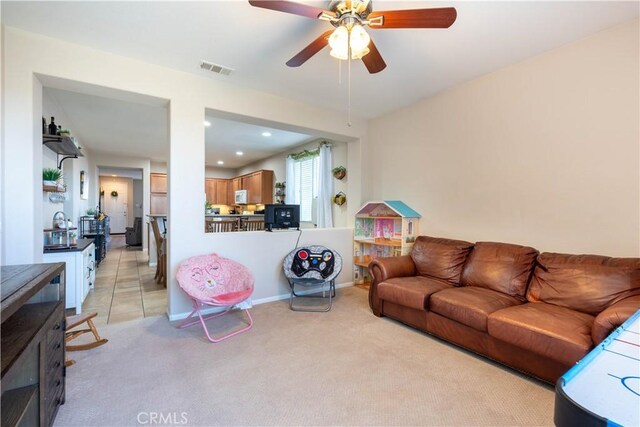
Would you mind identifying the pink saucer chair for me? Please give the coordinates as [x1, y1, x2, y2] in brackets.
[176, 253, 254, 343]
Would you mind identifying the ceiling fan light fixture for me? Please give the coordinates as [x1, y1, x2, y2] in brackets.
[349, 24, 370, 53]
[329, 24, 371, 60]
[351, 46, 370, 60]
[329, 25, 349, 60]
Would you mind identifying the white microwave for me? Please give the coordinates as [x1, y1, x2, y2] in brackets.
[235, 189, 248, 204]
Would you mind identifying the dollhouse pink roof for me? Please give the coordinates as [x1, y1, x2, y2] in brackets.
[355, 201, 421, 218]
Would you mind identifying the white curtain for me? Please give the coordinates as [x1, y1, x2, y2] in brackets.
[316, 144, 333, 228]
[285, 156, 295, 204]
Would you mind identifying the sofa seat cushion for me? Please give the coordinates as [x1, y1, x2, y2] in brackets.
[430, 287, 523, 332]
[488, 303, 594, 365]
[378, 276, 451, 311]
[411, 236, 474, 285]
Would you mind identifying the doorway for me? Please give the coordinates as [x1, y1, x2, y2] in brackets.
[103, 180, 129, 233]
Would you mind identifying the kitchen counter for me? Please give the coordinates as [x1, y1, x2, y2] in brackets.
[43, 238, 94, 254]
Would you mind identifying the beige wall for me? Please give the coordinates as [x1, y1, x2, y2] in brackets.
[367, 19, 639, 256]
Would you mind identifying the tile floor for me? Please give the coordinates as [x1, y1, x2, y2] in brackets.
[81, 235, 167, 326]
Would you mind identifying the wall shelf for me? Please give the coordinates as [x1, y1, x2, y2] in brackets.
[42, 135, 83, 169]
[43, 184, 65, 193]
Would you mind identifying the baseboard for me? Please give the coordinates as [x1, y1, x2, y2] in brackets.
[168, 282, 354, 321]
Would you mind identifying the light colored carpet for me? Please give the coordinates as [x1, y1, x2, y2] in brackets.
[55, 287, 554, 426]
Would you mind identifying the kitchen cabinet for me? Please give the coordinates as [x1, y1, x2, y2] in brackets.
[1, 263, 66, 427]
[205, 179, 216, 204]
[215, 179, 228, 205]
[228, 177, 242, 205]
[150, 193, 167, 215]
[150, 173, 167, 214]
[241, 170, 274, 205]
[150, 173, 167, 193]
[203, 170, 273, 206]
[43, 239, 95, 314]
[205, 178, 229, 205]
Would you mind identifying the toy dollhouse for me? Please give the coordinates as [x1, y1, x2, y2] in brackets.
[353, 201, 421, 285]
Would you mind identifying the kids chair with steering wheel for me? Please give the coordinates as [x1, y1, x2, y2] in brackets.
[176, 253, 254, 343]
[283, 245, 342, 312]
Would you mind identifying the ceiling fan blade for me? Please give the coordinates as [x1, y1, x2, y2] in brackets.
[286, 30, 333, 67]
[361, 39, 386, 74]
[248, 0, 335, 19]
[368, 7, 457, 29]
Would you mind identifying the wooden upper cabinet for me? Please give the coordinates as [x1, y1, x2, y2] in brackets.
[215, 179, 228, 204]
[150, 173, 167, 214]
[205, 178, 217, 204]
[205, 178, 230, 205]
[260, 170, 274, 204]
[231, 177, 242, 193]
[204, 170, 274, 206]
[150, 193, 167, 215]
[150, 173, 167, 193]
[246, 173, 261, 204]
[243, 170, 273, 205]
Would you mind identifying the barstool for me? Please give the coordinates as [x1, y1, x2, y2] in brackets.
[150, 217, 167, 287]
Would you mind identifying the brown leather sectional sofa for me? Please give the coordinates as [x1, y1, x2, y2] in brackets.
[368, 236, 640, 384]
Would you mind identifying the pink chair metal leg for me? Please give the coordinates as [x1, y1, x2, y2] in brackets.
[178, 299, 253, 343]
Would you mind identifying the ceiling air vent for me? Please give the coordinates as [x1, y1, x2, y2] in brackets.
[200, 60, 234, 76]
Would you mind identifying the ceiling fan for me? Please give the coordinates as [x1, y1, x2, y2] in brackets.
[248, 0, 457, 74]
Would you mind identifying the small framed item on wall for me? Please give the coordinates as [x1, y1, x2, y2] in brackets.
[80, 170, 88, 200]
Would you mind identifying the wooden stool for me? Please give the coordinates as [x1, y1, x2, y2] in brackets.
[65, 312, 108, 367]
[151, 218, 167, 287]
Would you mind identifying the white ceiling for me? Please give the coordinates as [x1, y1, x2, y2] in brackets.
[6, 1, 639, 166]
[205, 115, 315, 168]
[3, 1, 638, 120]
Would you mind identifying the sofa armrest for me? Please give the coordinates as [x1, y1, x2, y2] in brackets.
[368, 255, 416, 316]
[592, 295, 640, 344]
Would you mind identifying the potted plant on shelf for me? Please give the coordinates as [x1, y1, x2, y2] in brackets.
[86, 208, 97, 218]
[332, 166, 346, 180]
[43, 167, 63, 187]
[205, 201, 213, 215]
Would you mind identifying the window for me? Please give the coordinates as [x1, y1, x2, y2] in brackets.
[290, 155, 319, 222]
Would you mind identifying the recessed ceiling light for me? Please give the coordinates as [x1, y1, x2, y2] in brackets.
[204, 121, 211, 127]
[261, 131, 272, 137]
[236, 151, 244, 156]
[217, 160, 224, 165]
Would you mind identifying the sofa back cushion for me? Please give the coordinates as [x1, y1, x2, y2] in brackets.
[411, 236, 474, 285]
[527, 253, 640, 315]
[461, 242, 539, 300]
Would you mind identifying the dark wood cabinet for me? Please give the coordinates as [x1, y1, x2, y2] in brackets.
[1, 263, 66, 427]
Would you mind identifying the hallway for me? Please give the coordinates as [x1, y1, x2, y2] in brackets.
[82, 235, 167, 325]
